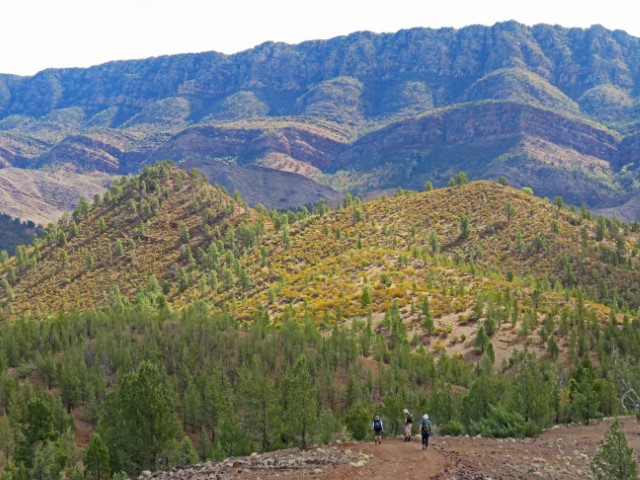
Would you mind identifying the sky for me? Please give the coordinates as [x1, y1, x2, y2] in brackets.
[2, 0, 638, 76]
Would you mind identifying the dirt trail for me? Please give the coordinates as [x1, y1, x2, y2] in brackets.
[325, 437, 450, 480]
[140, 437, 451, 480]
[139, 417, 640, 479]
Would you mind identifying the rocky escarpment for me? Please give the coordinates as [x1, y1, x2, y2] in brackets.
[0, 100, 632, 216]
[4, 22, 640, 124]
[343, 102, 619, 170]
[35, 134, 125, 171]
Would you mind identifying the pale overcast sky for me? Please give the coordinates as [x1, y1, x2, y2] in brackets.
[2, 0, 637, 76]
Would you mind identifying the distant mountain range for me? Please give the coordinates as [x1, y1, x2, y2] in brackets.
[2, 21, 640, 221]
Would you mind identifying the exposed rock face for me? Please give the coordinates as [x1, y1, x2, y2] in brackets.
[3, 21, 640, 219]
[592, 191, 640, 222]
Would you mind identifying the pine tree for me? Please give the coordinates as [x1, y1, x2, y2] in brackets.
[455, 171, 468, 186]
[86, 250, 94, 270]
[177, 436, 199, 465]
[15, 397, 58, 469]
[591, 418, 639, 480]
[473, 325, 489, 354]
[361, 285, 372, 307]
[196, 427, 213, 461]
[284, 355, 318, 447]
[504, 202, 515, 221]
[238, 364, 280, 452]
[2, 279, 14, 302]
[344, 402, 371, 440]
[114, 239, 124, 257]
[98, 361, 181, 475]
[29, 440, 60, 480]
[547, 337, 560, 360]
[59, 249, 70, 272]
[459, 215, 471, 240]
[421, 297, 434, 335]
[428, 231, 440, 256]
[85, 432, 110, 480]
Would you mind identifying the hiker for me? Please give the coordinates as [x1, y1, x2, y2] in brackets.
[419, 414, 433, 450]
[372, 415, 384, 444]
[402, 408, 413, 442]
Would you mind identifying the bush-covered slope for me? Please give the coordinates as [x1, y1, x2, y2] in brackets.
[3, 164, 639, 345]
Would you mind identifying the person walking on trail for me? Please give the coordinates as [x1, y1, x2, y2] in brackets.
[372, 415, 384, 444]
[402, 408, 413, 442]
[420, 414, 433, 450]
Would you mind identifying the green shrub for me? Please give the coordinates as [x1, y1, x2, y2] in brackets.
[470, 405, 526, 438]
[441, 419, 465, 436]
[344, 402, 371, 441]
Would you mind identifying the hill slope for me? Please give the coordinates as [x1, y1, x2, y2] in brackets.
[3, 164, 639, 363]
[0, 167, 113, 224]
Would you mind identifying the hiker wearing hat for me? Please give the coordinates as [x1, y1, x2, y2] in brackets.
[402, 408, 413, 442]
[372, 415, 384, 444]
[420, 414, 433, 450]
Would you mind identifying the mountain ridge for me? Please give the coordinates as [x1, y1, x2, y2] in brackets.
[3, 21, 640, 221]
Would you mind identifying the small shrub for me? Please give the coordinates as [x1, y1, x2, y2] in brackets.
[441, 419, 465, 436]
[470, 405, 526, 438]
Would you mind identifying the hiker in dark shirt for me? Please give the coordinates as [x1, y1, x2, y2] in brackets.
[372, 415, 384, 444]
[419, 414, 433, 450]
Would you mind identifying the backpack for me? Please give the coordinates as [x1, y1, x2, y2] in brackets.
[406, 413, 413, 423]
[373, 419, 382, 430]
[422, 419, 432, 433]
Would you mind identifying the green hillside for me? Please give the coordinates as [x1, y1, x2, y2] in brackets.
[1, 163, 640, 478]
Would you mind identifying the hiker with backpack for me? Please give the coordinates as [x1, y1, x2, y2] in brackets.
[402, 408, 413, 442]
[419, 414, 433, 450]
[372, 415, 384, 444]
